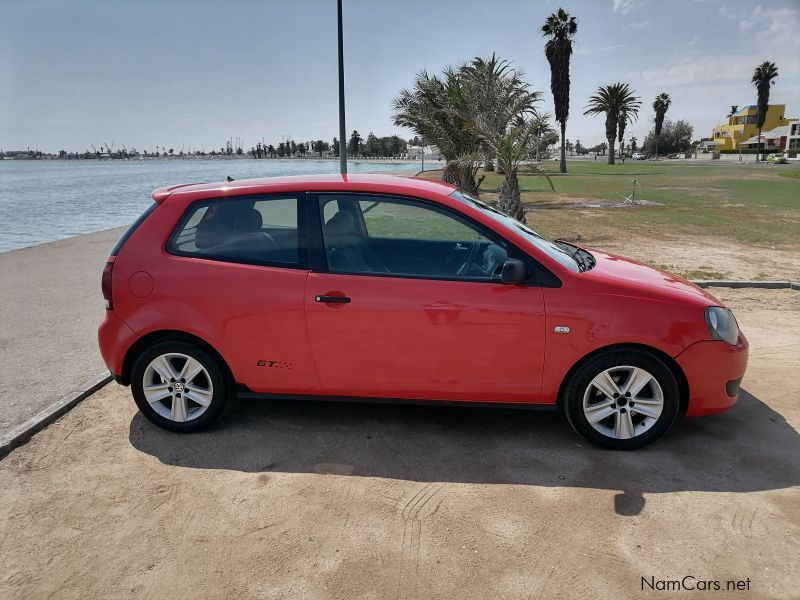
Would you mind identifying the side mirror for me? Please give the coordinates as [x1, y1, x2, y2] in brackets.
[500, 258, 527, 284]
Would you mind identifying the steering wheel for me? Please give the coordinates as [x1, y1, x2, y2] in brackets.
[455, 241, 481, 277]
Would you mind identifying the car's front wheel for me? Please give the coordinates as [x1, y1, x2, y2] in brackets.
[131, 340, 229, 432]
[562, 349, 680, 450]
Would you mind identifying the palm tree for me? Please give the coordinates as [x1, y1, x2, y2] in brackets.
[618, 114, 627, 159]
[393, 67, 482, 191]
[541, 7, 578, 174]
[751, 61, 778, 161]
[584, 83, 640, 165]
[393, 55, 536, 196]
[652, 92, 671, 159]
[529, 111, 555, 162]
[727, 105, 739, 118]
[468, 109, 554, 223]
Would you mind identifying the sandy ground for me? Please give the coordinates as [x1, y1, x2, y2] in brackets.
[1, 289, 798, 599]
[576, 227, 800, 283]
[0, 228, 124, 438]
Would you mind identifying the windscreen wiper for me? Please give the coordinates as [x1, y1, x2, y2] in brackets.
[555, 240, 587, 272]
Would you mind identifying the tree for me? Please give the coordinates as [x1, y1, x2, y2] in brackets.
[529, 111, 556, 161]
[364, 132, 381, 156]
[469, 113, 554, 222]
[642, 119, 693, 156]
[652, 92, 671, 159]
[312, 139, 329, 157]
[630, 136, 637, 152]
[332, 137, 339, 157]
[277, 142, 286, 157]
[393, 55, 539, 196]
[618, 115, 627, 158]
[393, 60, 495, 194]
[751, 61, 778, 161]
[267, 144, 276, 158]
[541, 7, 578, 174]
[584, 83, 640, 164]
[348, 130, 363, 157]
[297, 142, 306, 157]
[382, 135, 406, 157]
[728, 105, 738, 118]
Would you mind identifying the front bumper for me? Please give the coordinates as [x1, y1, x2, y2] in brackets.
[675, 334, 749, 417]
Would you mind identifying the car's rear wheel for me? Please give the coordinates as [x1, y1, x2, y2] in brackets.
[562, 349, 680, 450]
[131, 340, 229, 432]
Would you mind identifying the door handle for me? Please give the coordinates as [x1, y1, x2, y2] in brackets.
[315, 295, 351, 304]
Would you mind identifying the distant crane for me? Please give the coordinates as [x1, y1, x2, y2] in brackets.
[104, 141, 115, 154]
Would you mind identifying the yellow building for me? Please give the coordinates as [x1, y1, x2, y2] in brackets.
[711, 104, 791, 151]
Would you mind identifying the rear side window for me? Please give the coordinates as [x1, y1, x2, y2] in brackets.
[111, 202, 158, 256]
[167, 195, 303, 268]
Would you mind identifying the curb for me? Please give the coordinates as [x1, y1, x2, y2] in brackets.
[690, 280, 798, 290]
[0, 372, 112, 459]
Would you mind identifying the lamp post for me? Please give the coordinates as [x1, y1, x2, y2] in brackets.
[337, 0, 347, 175]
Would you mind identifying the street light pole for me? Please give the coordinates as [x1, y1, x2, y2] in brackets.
[337, 0, 347, 175]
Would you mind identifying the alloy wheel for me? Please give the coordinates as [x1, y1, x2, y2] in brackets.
[142, 353, 214, 423]
[582, 365, 664, 440]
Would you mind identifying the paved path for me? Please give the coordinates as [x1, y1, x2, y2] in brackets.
[0, 228, 124, 438]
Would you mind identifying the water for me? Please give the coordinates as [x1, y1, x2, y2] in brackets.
[0, 158, 418, 253]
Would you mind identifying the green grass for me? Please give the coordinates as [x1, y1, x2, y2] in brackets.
[449, 161, 800, 249]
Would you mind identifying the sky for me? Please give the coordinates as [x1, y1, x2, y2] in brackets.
[1, 0, 799, 153]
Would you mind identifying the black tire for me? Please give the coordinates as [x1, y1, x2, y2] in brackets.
[131, 340, 230, 432]
[562, 349, 680, 450]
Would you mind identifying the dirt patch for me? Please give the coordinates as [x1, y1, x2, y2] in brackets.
[1, 290, 798, 599]
[596, 234, 800, 281]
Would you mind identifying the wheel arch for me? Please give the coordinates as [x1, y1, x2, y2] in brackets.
[556, 343, 689, 414]
[120, 329, 235, 389]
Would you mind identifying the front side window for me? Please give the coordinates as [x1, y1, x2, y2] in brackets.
[319, 194, 510, 281]
[168, 195, 301, 267]
[450, 190, 583, 272]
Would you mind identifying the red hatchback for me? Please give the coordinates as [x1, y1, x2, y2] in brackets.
[98, 174, 748, 449]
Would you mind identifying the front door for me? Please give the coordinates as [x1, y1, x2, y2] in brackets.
[304, 193, 546, 403]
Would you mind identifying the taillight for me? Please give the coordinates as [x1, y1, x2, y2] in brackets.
[101, 261, 114, 310]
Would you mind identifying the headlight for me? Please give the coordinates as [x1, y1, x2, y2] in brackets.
[705, 307, 739, 345]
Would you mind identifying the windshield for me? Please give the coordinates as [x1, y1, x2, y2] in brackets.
[449, 190, 581, 272]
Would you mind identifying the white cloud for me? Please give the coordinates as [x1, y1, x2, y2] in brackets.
[612, 0, 647, 15]
[722, 4, 800, 42]
[575, 44, 627, 56]
[631, 52, 799, 89]
[623, 20, 651, 30]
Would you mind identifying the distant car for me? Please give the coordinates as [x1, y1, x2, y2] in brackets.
[631, 152, 645, 160]
[99, 174, 748, 450]
[766, 153, 788, 164]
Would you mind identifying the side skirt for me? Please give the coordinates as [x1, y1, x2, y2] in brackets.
[236, 390, 558, 412]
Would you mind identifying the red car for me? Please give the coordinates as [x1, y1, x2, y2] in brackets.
[98, 174, 748, 449]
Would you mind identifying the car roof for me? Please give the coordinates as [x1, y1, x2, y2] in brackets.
[152, 173, 457, 203]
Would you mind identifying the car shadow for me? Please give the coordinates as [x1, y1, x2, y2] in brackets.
[128, 389, 799, 516]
